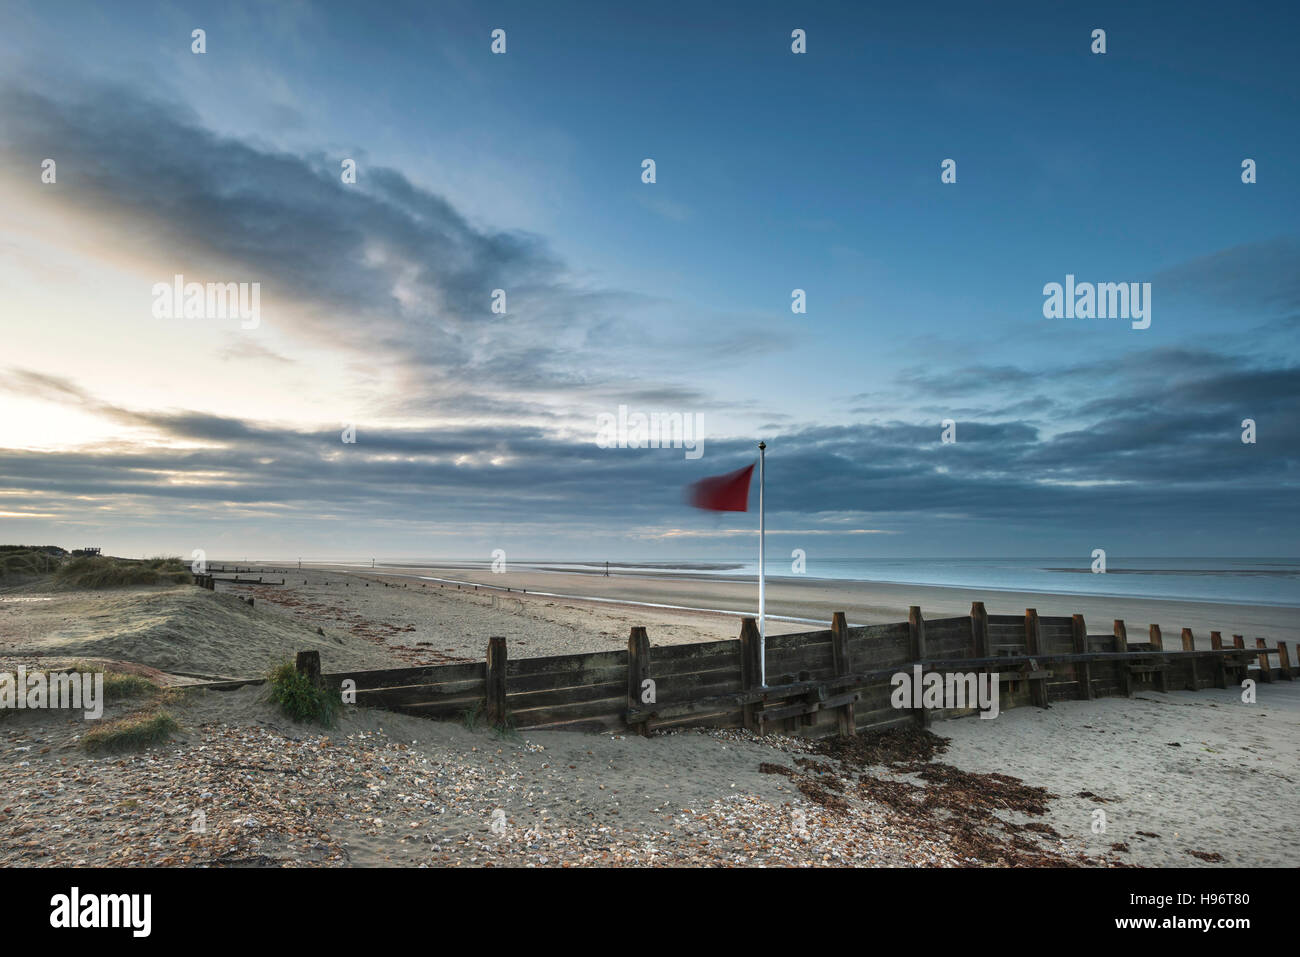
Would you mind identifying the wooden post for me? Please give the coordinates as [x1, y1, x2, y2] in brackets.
[295, 650, 321, 688]
[627, 626, 651, 736]
[1072, 614, 1092, 700]
[1231, 634, 1247, 685]
[1115, 619, 1131, 697]
[1181, 628, 1199, 690]
[1210, 632, 1226, 688]
[970, 602, 989, 658]
[1146, 625, 1167, 691]
[830, 612, 855, 736]
[1254, 638, 1274, 682]
[485, 636, 508, 725]
[739, 617, 761, 733]
[971, 602, 992, 713]
[1278, 642, 1293, 681]
[908, 606, 930, 727]
[1025, 608, 1047, 708]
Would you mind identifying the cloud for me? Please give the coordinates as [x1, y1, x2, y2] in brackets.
[5, 339, 1297, 549]
[2, 76, 1298, 553]
[0, 79, 756, 418]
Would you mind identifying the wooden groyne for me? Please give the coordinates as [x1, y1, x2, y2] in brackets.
[292, 602, 1290, 736]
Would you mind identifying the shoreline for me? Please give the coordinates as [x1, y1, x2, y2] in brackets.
[280, 559, 1300, 610]
[275, 561, 1300, 648]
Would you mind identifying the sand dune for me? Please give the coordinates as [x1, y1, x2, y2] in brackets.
[0, 583, 402, 677]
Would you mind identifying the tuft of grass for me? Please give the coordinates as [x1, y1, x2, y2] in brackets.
[103, 673, 159, 701]
[267, 662, 337, 725]
[460, 701, 515, 737]
[460, 700, 483, 731]
[81, 710, 180, 753]
[65, 661, 159, 701]
[55, 555, 192, 590]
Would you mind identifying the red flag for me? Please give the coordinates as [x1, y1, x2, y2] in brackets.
[687, 463, 754, 511]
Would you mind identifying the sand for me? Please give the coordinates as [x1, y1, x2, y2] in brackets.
[0, 582, 404, 678]
[2, 674, 1293, 867]
[935, 682, 1300, 867]
[2, 564, 1294, 867]
[228, 561, 1298, 667]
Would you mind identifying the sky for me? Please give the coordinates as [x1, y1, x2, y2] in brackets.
[0, 0, 1297, 562]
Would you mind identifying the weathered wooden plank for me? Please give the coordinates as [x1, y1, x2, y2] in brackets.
[322, 661, 485, 691]
[650, 708, 745, 732]
[650, 639, 739, 662]
[511, 695, 627, 727]
[764, 643, 835, 680]
[357, 687, 483, 713]
[861, 622, 911, 641]
[651, 668, 743, 700]
[988, 614, 1024, 626]
[757, 689, 861, 724]
[924, 616, 973, 638]
[767, 629, 833, 651]
[506, 649, 627, 678]
[846, 635, 911, 668]
[522, 713, 626, 733]
[508, 680, 627, 710]
[650, 649, 740, 677]
[506, 665, 626, 694]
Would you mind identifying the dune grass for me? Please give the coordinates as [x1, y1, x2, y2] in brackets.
[54, 555, 192, 589]
[267, 661, 337, 725]
[81, 710, 180, 752]
[63, 661, 159, 701]
[0, 546, 65, 579]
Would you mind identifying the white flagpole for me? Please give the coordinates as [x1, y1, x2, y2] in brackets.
[758, 441, 766, 687]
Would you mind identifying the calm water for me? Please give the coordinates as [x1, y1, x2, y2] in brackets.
[516, 557, 1300, 607]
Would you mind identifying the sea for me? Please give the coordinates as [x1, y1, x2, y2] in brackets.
[486, 557, 1300, 608]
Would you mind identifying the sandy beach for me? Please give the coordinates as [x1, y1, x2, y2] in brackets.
[2, 563, 1295, 868]
[232, 561, 1299, 666]
[1, 671, 1293, 868]
[6, 559, 1291, 681]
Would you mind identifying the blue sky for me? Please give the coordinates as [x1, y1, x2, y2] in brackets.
[0, 0, 1297, 561]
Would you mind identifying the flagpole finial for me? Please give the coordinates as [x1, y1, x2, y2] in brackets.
[758, 441, 766, 450]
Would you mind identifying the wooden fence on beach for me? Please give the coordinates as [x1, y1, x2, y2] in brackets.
[292, 602, 1292, 737]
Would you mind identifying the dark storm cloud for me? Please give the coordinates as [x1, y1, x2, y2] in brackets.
[6, 345, 1297, 539]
